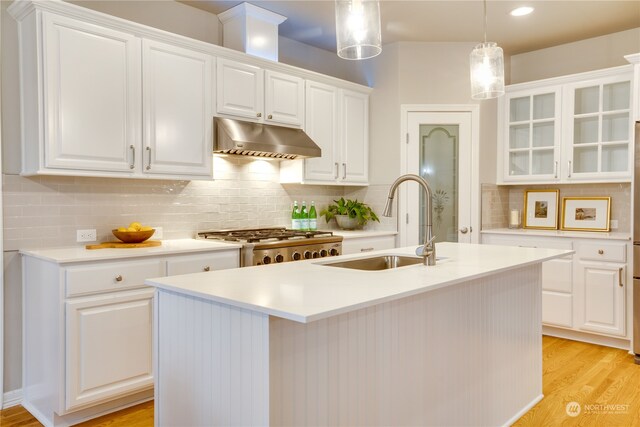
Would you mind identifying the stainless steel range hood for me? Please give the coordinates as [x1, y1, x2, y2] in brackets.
[214, 117, 321, 159]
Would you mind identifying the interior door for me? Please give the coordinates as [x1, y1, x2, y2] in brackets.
[402, 111, 474, 246]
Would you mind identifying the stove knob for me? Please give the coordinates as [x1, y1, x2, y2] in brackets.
[312, 251, 320, 259]
[262, 255, 272, 264]
[275, 254, 284, 263]
[320, 249, 328, 257]
[292, 252, 302, 261]
[304, 251, 312, 259]
[330, 248, 340, 256]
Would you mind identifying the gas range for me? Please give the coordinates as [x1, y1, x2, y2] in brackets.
[197, 227, 342, 267]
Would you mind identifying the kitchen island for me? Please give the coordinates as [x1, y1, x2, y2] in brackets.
[146, 242, 571, 426]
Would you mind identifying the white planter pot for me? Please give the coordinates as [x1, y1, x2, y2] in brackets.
[335, 215, 361, 230]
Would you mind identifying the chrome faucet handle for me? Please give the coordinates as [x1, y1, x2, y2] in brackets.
[415, 236, 436, 257]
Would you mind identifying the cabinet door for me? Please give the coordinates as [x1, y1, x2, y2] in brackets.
[563, 73, 633, 181]
[576, 261, 626, 337]
[43, 14, 140, 173]
[339, 90, 369, 184]
[264, 70, 304, 127]
[216, 58, 263, 120]
[66, 288, 154, 411]
[500, 87, 561, 183]
[166, 250, 240, 275]
[142, 40, 213, 177]
[303, 80, 339, 182]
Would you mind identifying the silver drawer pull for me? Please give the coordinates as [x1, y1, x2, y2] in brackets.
[361, 247, 374, 252]
[598, 249, 604, 255]
[334, 162, 339, 179]
[130, 145, 135, 169]
[203, 266, 211, 272]
[115, 275, 123, 282]
[268, 114, 273, 119]
[146, 146, 152, 170]
[257, 112, 262, 118]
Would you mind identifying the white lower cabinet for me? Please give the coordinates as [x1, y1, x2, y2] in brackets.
[482, 232, 630, 343]
[341, 234, 396, 255]
[21, 246, 239, 426]
[65, 288, 154, 411]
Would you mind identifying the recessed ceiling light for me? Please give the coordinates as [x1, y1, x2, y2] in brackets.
[510, 6, 534, 16]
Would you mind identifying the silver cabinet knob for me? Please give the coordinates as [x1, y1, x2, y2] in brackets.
[268, 114, 273, 119]
[459, 227, 469, 234]
[598, 249, 604, 255]
[115, 275, 123, 282]
[203, 266, 210, 272]
[256, 112, 262, 118]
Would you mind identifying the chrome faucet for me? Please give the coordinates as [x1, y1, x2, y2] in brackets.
[383, 174, 436, 266]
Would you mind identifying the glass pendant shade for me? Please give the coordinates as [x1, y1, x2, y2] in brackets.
[470, 42, 505, 99]
[335, 0, 382, 60]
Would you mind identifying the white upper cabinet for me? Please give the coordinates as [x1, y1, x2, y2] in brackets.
[498, 66, 634, 184]
[264, 70, 305, 127]
[142, 39, 213, 177]
[216, 58, 264, 120]
[40, 14, 141, 174]
[340, 89, 369, 184]
[563, 74, 633, 181]
[501, 87, 562, 182]
[280, 82, 370, 185]
[216, 58, 304, 127]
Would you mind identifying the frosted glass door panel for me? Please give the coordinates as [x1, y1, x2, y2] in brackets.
[574, 117, 598, 144]
[574, 86, 599, 114]
[602, 145, 628, 172]
[509, 152, 529, 175]
[532, 122, 554, 147]
[510, 125, 530, 149]
[602, 113, 629, 142]
[533, 93, 555, 119]
[603, 82, 630, 111]
[510, 97, 530, 122]
[532, 150, 555, 174]
[573, 146, 598, 173]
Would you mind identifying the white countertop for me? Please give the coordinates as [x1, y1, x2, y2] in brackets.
[332, 230, 397, 239]
[146, 242, 571, 324]
[19, 239, 242, 264]
[481, 228, 631, 240]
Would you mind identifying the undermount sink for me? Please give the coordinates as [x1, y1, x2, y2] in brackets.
[321, 255, 424, 271]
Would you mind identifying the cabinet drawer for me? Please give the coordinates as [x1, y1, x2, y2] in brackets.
[66, 259, 164, 297]
[542, 258, 572, 292]
[542, 291, 572, 328]
[576, 242, 626, 263]
[341, 235, 396, 255]
[166, 250, 239, 276]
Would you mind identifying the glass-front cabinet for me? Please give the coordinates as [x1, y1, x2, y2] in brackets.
[564, 75, 633, 180]
[503, 87, 561, 181]
[498, 65, 634, 184]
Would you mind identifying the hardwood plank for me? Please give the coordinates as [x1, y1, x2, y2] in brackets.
[2, 336, 639, 426]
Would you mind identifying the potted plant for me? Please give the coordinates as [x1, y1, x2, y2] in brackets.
[320, 198, 380, 230]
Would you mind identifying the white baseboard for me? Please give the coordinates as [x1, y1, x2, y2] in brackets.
[502, 394, 544, 427]
[543, 326, 631, 350]
[2, 389, 23, 409]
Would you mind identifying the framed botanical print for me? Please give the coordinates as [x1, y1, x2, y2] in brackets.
[561, 197, 611, 232]
[523, 189, 559, 229]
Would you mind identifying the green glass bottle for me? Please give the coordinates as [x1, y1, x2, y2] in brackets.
[291, 201, 300, 230]
[308, 201, 317, 231]
[300, 201, 309, 231]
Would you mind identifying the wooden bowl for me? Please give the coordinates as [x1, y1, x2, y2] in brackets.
[112, 229, 155, 243]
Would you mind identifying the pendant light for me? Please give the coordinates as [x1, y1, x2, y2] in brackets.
[469, 0, 505, 99]
[335, 0, 382, 60]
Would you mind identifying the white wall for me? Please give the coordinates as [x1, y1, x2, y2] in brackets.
[510, 27, 640, 83]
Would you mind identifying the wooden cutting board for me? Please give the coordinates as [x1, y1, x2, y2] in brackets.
[86, 240, 162, 250]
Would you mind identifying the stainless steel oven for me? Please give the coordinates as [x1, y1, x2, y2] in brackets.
[197, 228, 342, 267]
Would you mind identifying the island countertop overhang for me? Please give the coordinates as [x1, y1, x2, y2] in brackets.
[145, 242, 573, 323]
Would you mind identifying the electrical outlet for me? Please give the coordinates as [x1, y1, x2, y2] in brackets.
[77, 229, 97, 242]
[153, 226, 163, 239]
[610, 219, 618, 230]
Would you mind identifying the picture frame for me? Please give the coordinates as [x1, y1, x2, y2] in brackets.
[561, 197, 611, 232]
[523, 189, 559, 230]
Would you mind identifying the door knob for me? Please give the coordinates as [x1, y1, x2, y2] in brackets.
[459, 227, 469, 234]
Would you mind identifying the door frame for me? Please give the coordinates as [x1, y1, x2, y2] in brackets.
[399, 104, 480, 246]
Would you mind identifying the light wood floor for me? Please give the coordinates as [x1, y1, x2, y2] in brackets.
[2, 336, 639, 426]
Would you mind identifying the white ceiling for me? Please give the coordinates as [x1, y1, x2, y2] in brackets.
[181, 0, 640, 55]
